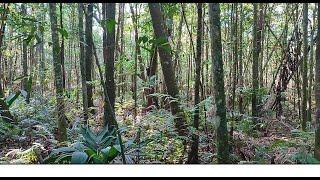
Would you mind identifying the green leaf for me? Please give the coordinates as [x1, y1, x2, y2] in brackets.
[138, 36, 148, 44]
[57, 28, 68, 39]
[55, 154, 72, 164]
[6, 91, 21, 108]
[71, 152, 88, 164]
[27, 75, 33, 93]
[52, 147, 76, 155]
[101, 146, 119, 162]
[73, 141, 85, 151]
[43, 153, 59, 164]
[113, 145, 121, 152]
[12, 75, 27, 83]
[106, 19, 116, 33]
[22, 17, 38, 22]
[24, 34, 34, 46]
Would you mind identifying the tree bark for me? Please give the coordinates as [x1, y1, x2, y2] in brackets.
[187, 3, 202, 164]
[21, 4, 29, 104]
[302, 3, 308, 131]
[78, 3, 89, 123]
[0, 3, 15, 123]
[252, 3, 260, 122]
[148, 3, 187, 137]
[103, 3, 116, 126]
[209, 3, 230, 164]
[85, 3, 94, 113]
[49, 3, 68, 142]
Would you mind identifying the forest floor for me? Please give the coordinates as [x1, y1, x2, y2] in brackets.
[0, 94, 317, 164]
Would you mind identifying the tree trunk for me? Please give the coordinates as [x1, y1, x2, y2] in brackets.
[49, 3, 68, 142]
[102, 3, 116, 126]
[187, 3, 202, 164]
[0, 3, 15, 123]
[78, 3, 89, 123]
[309, 5, 316, 123]
[85, 3, 94, 113]
[21, 4, 29, 104]
[302, 3, 308, 131]
[148, 3, 187, 137]
[252, 3, 260, 122]
[209, 3, 230, 164]
[238, 3, 244, 119]
[60, 3, 66, 91]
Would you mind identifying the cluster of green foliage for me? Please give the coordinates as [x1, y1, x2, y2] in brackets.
[44, 125, 121, 164]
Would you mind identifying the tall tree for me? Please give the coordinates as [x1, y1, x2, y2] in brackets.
[314, 3, 320, 160]
[39, 3, 46, 95]
[78, 3, 88, 123]
[309, 5, 316, 123]
[232, 3, 238, 109]
[60, 3, 66, 90]
[252, 3, 260, 122]
[103, 3, 116, 126]
[302, 3, 308, 131]
[209, 3, 229, 164]
[148, 3, 187, 136]
[0, 3, 15, 123]
[85, 3, 94, 113]
[21, 4, 29, 104]
[187, 3, 202, 164]
[238, 3, 244, 119]
[49, 3, 67, 142]
[130, 4, 145, 81]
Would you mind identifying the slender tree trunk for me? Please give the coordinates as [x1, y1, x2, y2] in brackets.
[0, 3, 15, 123]
[302, 3, 308, 131]
[39, 3, 46, 96]
[101, 3, 117, 126]
[85, 3, 94, 113]
[174, 5, 184, 75]
[309, 6, 316, 123]
[187, 3, 202, 164]
[252, 3, 260, 122]
[238, 3, 244, 119]
[148, 3, 187, 137]
[130, 4, 145, 82]
[209, 3, 230, 164]
[230, 3, 238, 137]
[60, 3, 66, 91]
[21, 4, 29, 104]
[49, 3, 67, 142]
[78, 3, 88, 123]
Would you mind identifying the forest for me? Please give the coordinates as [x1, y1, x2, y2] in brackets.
[0, 2, 319, 165]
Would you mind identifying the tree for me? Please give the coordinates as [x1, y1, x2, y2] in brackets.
[49, 3, 68, 142]
[0, 3, 15, 123]
[148, 3, 187, 136]
[238, 3, 244, 119]
[103, 3, 116, 126]
[252, 3, 260, 122]
[314, 3, 320, 160]
[302, 3, 308, 131]
[187, 3, 202, 164]
[209, 3, 229, 164]
[85, 3, 94, 113]
[78, 3, 89, 123]
[21, 4, 29, 104]
[60, 3, 66, 90]
[309, 5, 317, 123]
